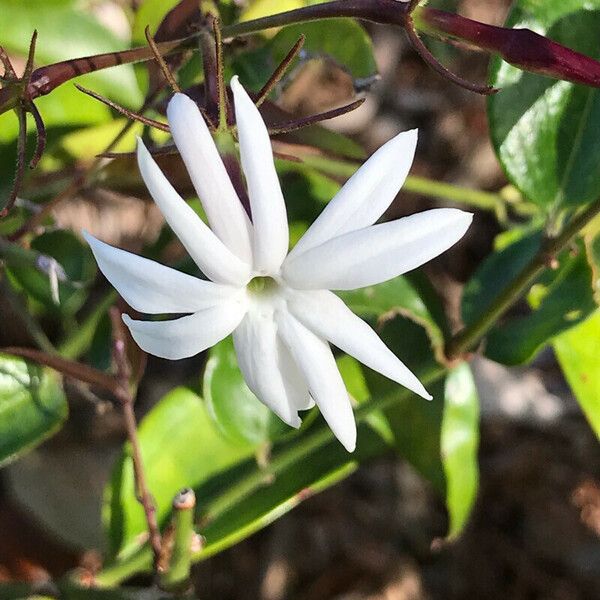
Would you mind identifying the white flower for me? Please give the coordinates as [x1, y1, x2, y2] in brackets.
[84, 76, 472, 452]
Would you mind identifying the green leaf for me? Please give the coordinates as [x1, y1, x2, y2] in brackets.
[104, 387, 252, 558]
[0, 353, 68, 468]
[268, 18, 377, 80]
[441, 363, 480, 538]
[553, 310, 600, 437]
[203, 336, 291, 447]
[488, 0, 600, 208]
[362, 315, 446, 493]
[462, 228, 544, 326]
[484, 242, 597, 364]
[102, 378, 394, 582]
[7, 230, 96, 316]
[339, 274, 445, 356]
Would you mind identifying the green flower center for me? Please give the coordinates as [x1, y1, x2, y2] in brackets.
[247, 275, 278, 295]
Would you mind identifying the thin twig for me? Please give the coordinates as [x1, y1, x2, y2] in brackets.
[268, 98, 365, 135]
[27, 101, 46, 169]
[145, 26, 181, 94]
[404, 17, 498, 96]
[23, 31, 38, 82]
[75, 84, 170, 133]
[0, 45, 16, 78]
[1, 106, 27, 218]
[212, 17, 228, 129]
[110, 308, 162, 572]
[255, 35, 305, 107]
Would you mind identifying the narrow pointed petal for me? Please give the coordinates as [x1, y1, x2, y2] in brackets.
[290, 129, 418, 258]
[233, 308, 302, 428]
[84, 231, 237, 314]
[137, 139, 251, 286]
[231, 76, 289, 273]
[123, 298, 247, 360]
[288, 290, 431, 400]
[167, 93, 253, 262]
[277, 338, 314, 411]
[283, 208, 473, 290]
[277, 311, 356, 452]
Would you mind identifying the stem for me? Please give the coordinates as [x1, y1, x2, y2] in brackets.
[402, 175, 508, 222]
[446, 197, 600, 359]
[159, 489, 196, 592]
[221, 0, 410, 38]
[94, 363, 445, 586]
[110, 309, 162, 571]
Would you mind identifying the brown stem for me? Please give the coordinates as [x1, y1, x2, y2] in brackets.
[211, 17, 228, 128]
[268, 97, 365, 134]
[0, 346, 126, 401]
[145, 26, 181, 94]
[1, 107, 27, 218]
[23, 31, 38, 82]
[110, 308, 162, 571]
[27, 101, 46, 169]
[404, 17, 497, 96]
[75, 84, 170, 133]
[255, 35, 305, 107]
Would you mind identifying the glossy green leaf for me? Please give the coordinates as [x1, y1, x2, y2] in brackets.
[105, 387, 253, 558]
[441, 363, 480, 538]
[462, 228, 543, 326]
[488, 0, 600, 207]
[7, 230, 96, 316]
[553, 310, 600, 437]
[102, 380, 393, 579]
[268, 18, 377, 79]
[363, 315, 446, 493]
[0, 0, 141, 107]
[203, 336, 291, 447]
[339, 274, 445, 355]
[0, 353, 68, 468]
[485, 243, 597, 364]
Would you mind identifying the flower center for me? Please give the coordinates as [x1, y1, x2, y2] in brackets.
[247, 275, 278, 295]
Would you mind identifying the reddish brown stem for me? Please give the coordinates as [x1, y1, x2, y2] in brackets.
[27, 101, 46, 170]
[75, 84, 170, 133]
[404, 17, 497, 95]
[255, 35, 305, 107]
[1, 107, 27, 218]
[268, 97, 366, 134]
[110, 308, 162, 571]
[145, 26, 181, 94]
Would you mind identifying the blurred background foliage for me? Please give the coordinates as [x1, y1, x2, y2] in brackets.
[0, 0, 599, 598]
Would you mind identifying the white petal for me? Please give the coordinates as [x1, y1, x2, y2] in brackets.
[290, 129, 418, 258]
[283, 208, 473, 290]
[137, 139, 251, 286]
[233, 307, 302, 428]
[277, 338, 314, 411]
[287, 289, 431, 400]
[277, 311, 356, 452]
[167, 93, 253, 262]
[123, 298, 247, 360]
[231, 76, 289, 273]
[84, 231, 237, 314]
